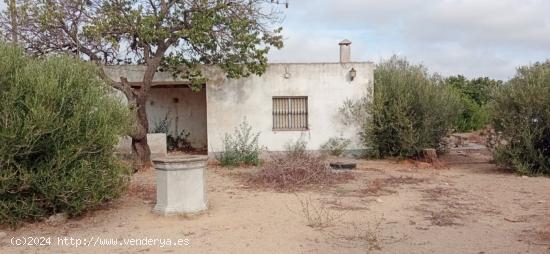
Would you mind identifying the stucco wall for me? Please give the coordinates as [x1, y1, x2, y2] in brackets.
[147, 88, 207, 149]
[105, 62, 374, 154]
[205, 62, 374, 153]
[103, 65, 185, 84]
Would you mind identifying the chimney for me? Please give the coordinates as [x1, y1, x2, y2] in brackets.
[339, 39, 352, 63]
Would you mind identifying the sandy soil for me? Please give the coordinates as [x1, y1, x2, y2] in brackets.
[1, 150, 550, 254]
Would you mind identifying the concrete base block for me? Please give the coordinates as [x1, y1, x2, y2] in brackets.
[115, 133, 167, 158]
[147, 133, 168, 158]
[153, 155, 208, 215]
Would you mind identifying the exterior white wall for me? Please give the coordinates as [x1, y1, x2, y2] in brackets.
[103, 65, 185, 84]
[147, 88, 207, 149]
[205, 62, 374, 153]
[105, 62, 374, 154]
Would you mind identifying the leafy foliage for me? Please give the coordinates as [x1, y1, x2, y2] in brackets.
[321, 137, 351, 156]
[0, 43, 131, 227]
[0, 0, 285, 167]
[490, 61, 550, 175]
[167, 130, 192, 152]
[150, 114, 171, 134]
[150, 114, 192, 151]
[445, 75, 501, 132]
[285, 137, 308, 157]
[1, 0, 284, 82]
[216, 120, 260, 167]
[361, 56, 462, 158]
[339, 96, 369, 128]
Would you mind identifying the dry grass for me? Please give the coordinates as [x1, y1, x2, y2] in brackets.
[294, 195, 346, 229]
[418, 187, 466, 226]
[246, 152, 354, 191]
[535, 231, 550, 245]
[327, 218, 408, 251]
[421, 186, 459, 201]
[321, 198, 369, 211]
[426, 209, 462, 226]
[127, 184, 155, 202]
[360, 176, 427, 196]
[342, 221, 384, 251]
[361, 178, 397, 195]
[520, 228, 550, 246]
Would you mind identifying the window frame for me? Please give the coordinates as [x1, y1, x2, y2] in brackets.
[272, 96, 309, 131]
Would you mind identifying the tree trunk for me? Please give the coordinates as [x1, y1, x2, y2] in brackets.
[130, 93, 152, 170]
[422, 148, 438, 163]
[131, 135, 151, 169]
[104, 51, 165, 170]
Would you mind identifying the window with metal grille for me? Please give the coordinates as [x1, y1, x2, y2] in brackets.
[272, 96, 308, 130]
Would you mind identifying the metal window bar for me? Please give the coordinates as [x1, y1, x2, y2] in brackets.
[273, 97, 308, 130]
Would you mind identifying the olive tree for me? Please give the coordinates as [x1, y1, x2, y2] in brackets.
[1, 0, 284, 168]
[490, 61, 550, 175]
[341, 56, 462, 158]
[0, 43, 131, 227]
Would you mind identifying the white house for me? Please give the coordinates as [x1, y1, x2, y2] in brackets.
[108, 40, 374, 156]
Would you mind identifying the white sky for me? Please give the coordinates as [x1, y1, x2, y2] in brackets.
[1, 0, 549, 80]
[267, 0, 550, 80]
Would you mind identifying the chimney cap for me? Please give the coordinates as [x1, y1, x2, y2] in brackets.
[339, 39, 352, 45]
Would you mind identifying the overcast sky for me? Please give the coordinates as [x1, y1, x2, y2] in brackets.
[1, 0, 548, 80]
[267, 0, 550, 80]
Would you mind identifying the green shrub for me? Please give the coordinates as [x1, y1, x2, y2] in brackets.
[490, 61, 550, 175]
[150, 114, 171, 134]
[0, 44, 131, 227]
[453, 96, 490, 132]
[216, 120, 260, 167]
[167, 130, 192, 151]
[445, 75, 500, 132]
[362, 56, 461, 158]
[283, 137, 309, 158]
[150, 114, 192, 151]
[321, 137, 351, 156]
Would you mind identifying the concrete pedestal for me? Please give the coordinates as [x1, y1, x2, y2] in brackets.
[153, 155, 208, 215]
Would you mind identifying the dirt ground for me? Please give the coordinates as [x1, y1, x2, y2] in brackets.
[1, 150, 550, 254]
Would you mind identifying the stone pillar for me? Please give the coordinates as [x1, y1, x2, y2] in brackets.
[153, 155, 208, 215]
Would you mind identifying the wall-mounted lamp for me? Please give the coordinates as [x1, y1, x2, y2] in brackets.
[283, 66, 291, 79]
[349, 68, 357, 81]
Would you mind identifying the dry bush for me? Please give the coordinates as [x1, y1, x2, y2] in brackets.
[331, 220, 383, 251]
[327, 217, 408, 251]
[246, 150, 354, 191]
[295, 195, 345, 229]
